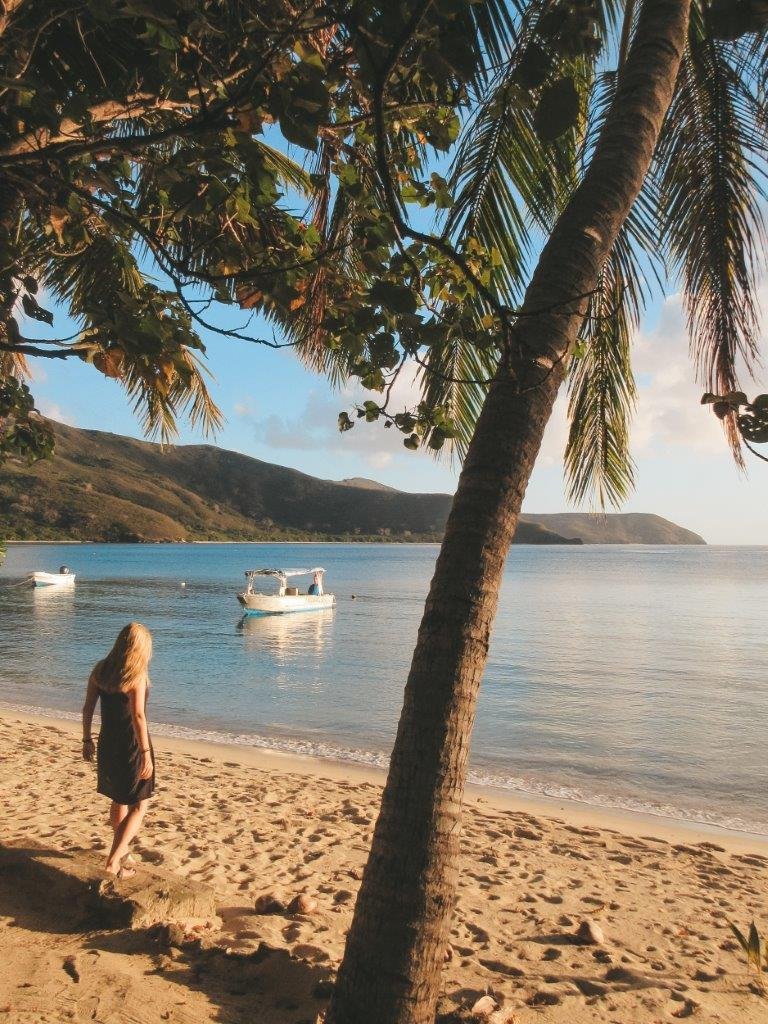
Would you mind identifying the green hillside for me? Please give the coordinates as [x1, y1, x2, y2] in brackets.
[0, 422, 704, 544]
[0, 422, 573, 544]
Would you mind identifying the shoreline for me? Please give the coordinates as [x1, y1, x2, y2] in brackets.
[6, 704, 768, 856]
[9, 540, 748, 547]
[2, 539, 446, 547]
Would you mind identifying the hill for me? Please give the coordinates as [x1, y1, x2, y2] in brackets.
[0, 422, 704, 544]
[524, 513, 705, 545]
[0, 421, 573, 543]
[336, 477, 398, 492]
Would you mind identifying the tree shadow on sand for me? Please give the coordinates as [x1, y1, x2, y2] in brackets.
[0, 843, 333, 1024]
[90, 928, 334, 1024]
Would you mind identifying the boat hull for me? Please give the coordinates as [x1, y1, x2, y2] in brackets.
[32, 572, 76, 588]
[237, 592, 335, 615]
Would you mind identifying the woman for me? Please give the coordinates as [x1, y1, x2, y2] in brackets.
[82, 622, 155, 878]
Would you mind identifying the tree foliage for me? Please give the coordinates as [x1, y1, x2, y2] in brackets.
[0, 0, 489, 458]
[438, 0, 768, 502]
[1, 0, 766, 500]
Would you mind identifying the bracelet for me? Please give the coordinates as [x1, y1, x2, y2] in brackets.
[82, 737, 93, 743]
[141, 748, 151, 753]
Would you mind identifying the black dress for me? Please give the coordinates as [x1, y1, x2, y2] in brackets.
[96, 689, 155, 805]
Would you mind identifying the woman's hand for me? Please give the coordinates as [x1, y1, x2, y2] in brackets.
[82, 738, 95, 762]
[139, 750, 154, 780]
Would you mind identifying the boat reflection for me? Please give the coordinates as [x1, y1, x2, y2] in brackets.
[237, 608, 335, 658]
[32, 583, 76, 610]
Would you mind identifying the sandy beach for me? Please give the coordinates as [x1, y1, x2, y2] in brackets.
[1, 710, 767, 1023]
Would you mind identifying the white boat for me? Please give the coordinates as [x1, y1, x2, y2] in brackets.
[32, 566, 76, 588]
[237, 568, 335, 615]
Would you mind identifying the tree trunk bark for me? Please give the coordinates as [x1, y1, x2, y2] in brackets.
[327, 2, 691, 1022]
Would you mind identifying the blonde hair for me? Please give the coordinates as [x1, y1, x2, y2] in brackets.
[91, 622, 153, 694]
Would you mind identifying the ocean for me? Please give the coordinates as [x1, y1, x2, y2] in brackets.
[1, 542, 766, 834]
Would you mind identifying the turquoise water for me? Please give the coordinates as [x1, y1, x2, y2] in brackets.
[1, 542, 767, 833]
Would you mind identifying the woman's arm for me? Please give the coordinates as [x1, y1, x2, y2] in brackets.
[82, 673, 99, 762]
[129, 678, 153, 780]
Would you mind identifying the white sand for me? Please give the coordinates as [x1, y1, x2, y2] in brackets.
[1, 710, 767, 1023]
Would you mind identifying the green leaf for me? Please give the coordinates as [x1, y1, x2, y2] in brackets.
[278, 113, 319, 151]
[513, 43, 554, 90]
[369, 280, 418, 315]
[534, 77, 580, 143]
[21, 293, 54, 326]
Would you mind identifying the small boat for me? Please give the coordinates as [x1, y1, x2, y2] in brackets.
[237, 568, 335, 616]
[32, 566, 76, 588]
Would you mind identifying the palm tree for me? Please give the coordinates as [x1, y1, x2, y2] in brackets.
[327, 2, 768, 1022]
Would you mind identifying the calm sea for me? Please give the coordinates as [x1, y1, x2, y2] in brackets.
[1, 542, 766, 834]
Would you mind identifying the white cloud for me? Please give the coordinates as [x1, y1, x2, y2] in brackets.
[536, 395, 570, 467]
[237, 295, 768, 487]
[28, 363, 48, 384]
[536, 291, 768, 474]
[37, 401, 76, 426]
[238, 361, 435, 472]
[367, 451, 394, 469]
[632, 292, 766, 459]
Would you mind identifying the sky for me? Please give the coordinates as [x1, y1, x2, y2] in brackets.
[25, 281, 768, 545]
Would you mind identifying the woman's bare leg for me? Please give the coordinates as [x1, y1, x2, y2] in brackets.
[105, 800, 148, 874]
[109, 801, 128, 833]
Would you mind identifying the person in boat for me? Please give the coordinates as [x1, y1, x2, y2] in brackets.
[81, 622, 155, 878]
[308, 571, 323, 596]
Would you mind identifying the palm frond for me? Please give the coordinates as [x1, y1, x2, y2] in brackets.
[445, 0, 576, 301]
[564, 235, 639, 508]
[256, 140, 314, 195]
[435, 8, 609, 460]
[415, 330, 497, 460]
[464, 0, 518, 79]
[263, 146, 372, 385]
[38, 221, 222, 440]
[445, 73, 535, 306]
[655, 12, 768, 456]
[564, 55, 661, 508]
[1, 349, 29, 378]
[122, 347, 223, 444]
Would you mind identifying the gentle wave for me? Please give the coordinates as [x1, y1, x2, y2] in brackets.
[4, 699, 767, 839]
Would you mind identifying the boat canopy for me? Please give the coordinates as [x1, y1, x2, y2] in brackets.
[244, 567, 325, 579]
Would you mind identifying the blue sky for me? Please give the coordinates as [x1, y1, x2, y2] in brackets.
[27, 283, 768, 545]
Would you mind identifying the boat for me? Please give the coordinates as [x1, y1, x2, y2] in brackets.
[237, 568, 335, 615]
[32, 566, 76, 588]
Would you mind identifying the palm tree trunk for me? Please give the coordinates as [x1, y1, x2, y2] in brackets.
[327, 2, 691, 1022]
